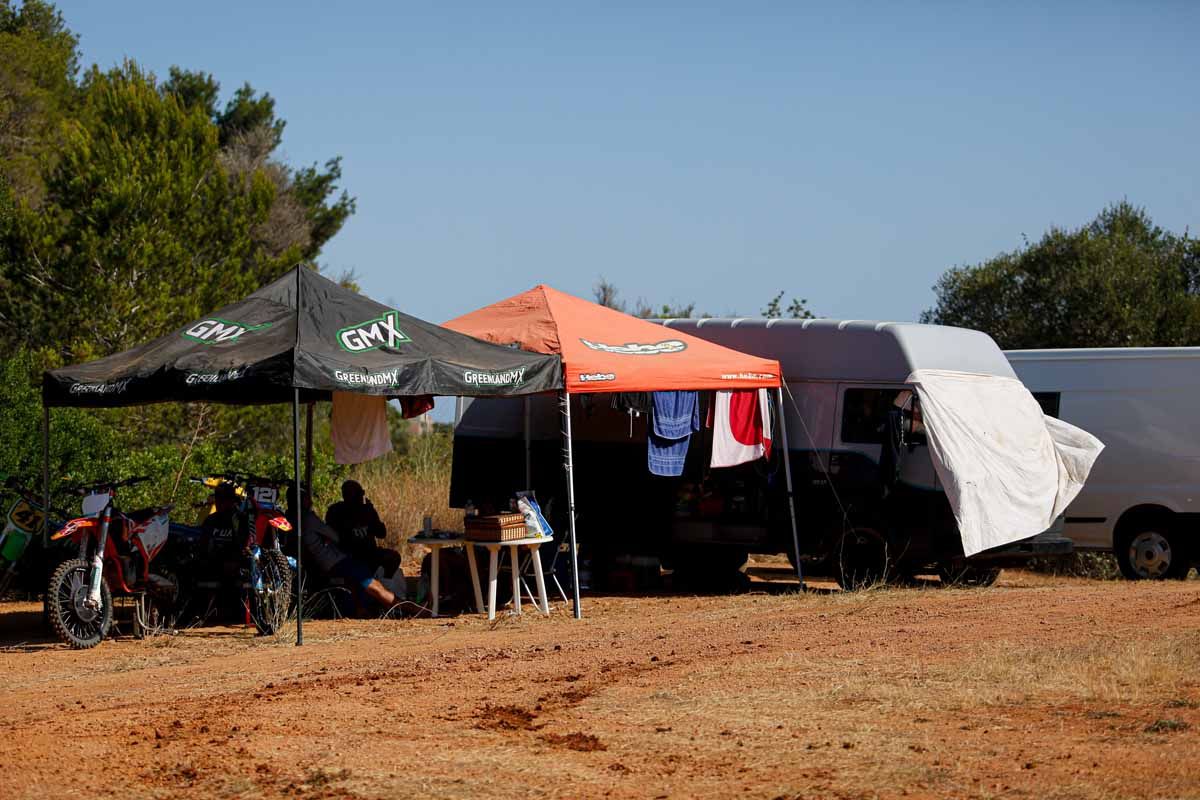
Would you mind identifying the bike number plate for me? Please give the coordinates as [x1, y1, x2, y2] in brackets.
[253, 486, 278, 507]
[6, 500, 44, 535]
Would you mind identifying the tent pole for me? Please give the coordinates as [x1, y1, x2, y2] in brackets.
[41, 406, 50, 549]
[776, 385, 803, 588]
[560, 390, 582, 619]
[523, 396, 531, 490]
[292, 389, 304, 646]
[304, 402, 314, 491]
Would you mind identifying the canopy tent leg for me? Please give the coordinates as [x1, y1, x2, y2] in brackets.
[41, 406, 50, 548]
[304, 402, 314, 492]
[559, 391, 582, 619]
[776, 386, 803, 588]
[523, 396, 532, 490]
[292, 390, 304, 646]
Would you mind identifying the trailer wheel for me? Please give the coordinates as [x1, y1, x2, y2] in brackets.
[1116, 524, 1189, 580]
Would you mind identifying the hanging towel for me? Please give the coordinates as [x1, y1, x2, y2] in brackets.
[709, 389, 773, 468]
[331, 391, 394, 465]
[399, 394, 435, 419]
[648, 391, 699, 476]
[652, 391, 699, 439]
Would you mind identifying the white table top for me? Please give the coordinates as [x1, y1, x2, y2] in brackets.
[466, 536, 552, 547]
[409, 534, 465, 546]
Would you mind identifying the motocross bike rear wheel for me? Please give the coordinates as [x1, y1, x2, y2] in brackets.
[48, 558, 113, 649]
[249, 550, 295, 636]
[132, 569, 182, 639]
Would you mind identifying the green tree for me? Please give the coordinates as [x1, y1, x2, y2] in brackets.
[921, 202, 1200, 349]
[159, 65, 219, 120]
[592, 276, 700, 318]
[0, 0, 79, 200]
[0, 61, 289, 361]
[762, 291, 815, 319]
[162, 68, 355, 263]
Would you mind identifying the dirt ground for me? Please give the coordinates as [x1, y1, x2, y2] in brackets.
[1, 567, 1198, 800]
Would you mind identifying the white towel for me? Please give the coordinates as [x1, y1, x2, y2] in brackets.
[710, 389, 773, 468]
[331, 391, 394, 464]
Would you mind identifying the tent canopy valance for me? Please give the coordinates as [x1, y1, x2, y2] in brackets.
[444, 285, 782, 393]
[43, 267, 562, 408]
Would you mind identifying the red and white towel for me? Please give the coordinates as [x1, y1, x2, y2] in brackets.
[709, 389, 773, 468]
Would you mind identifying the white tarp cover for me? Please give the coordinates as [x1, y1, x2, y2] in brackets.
[907, 369, 1104, 557]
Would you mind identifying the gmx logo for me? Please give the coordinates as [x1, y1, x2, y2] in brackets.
[338, 310, 410, 352]
[183, 319, 270, 344]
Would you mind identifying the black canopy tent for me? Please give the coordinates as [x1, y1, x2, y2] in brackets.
[41, 266, 563, 644]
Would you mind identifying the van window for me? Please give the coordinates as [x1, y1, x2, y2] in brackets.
[841, 388, 904, 444]
[1032, 391, 1061, 418]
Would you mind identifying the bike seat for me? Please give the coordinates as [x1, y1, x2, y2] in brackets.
[126, 507, 165, 523]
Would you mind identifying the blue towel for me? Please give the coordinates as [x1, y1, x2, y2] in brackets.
[648, 391, 700, 476]
[652, 391, 699, 439]
[648, 431, 691, 476]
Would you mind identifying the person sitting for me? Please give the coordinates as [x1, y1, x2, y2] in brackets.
[201, 482, 240, 554]
[325, 480, 403, 580]
[286, 483, 401, 613]
[200, 482, 243, 577]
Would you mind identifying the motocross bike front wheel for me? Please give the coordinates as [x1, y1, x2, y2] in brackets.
[248, 550, 295, 636]
[48, 558, 113, 649]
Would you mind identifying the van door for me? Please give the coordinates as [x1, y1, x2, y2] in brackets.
[833, 384, 941, 563]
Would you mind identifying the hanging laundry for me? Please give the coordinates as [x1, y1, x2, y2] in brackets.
[399, 394, 435, 419]
[648, 391, 699, 476]
[709, 389, 773, 468]
[331, 391, 393, 464]
[611, 392, 652, 437]
[610, 392, 652, 415]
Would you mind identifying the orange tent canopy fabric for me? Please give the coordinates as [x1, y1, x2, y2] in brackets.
[445, 285, 782, 393]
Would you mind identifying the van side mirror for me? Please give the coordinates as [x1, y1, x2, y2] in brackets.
[904, 402, 927, 449]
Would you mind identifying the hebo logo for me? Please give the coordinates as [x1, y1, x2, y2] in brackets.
[579, 338, 687, 356]
[183, 319, 270, 345]
[337, 310, 410, 352]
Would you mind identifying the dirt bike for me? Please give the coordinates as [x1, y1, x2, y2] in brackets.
[191, 473, 295, 636]
[0, 478, 69, 598]
[46, 476, 181, 648]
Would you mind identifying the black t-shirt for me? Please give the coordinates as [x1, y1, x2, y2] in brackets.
[201, 508, 241, 557]
[325, 500, 386, 558]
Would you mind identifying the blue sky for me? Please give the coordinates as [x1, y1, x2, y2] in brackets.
[60, 2, 1199, 324]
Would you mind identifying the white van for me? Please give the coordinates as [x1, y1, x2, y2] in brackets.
[451, 319, 1073, 589]
[1006, 347, 1200, 579]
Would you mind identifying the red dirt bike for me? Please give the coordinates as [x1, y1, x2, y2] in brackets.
[191, 473, 295, 635]
[47, 476, 180, 648]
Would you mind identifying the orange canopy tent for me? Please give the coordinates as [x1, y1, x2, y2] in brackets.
[444, 285, 783, 393]
[446, 286, 801, 618]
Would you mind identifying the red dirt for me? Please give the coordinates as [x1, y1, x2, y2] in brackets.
[1, 570, 1198, 799]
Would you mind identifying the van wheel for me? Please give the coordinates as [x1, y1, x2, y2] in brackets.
[939, 563, 1001, 587]
[835, 527, 890, 590]
[1116, 526, 1189, 580]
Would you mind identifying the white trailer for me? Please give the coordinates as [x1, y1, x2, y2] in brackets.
[1006, 347, 1200, 579]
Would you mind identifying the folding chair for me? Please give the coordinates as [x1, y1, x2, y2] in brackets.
[511, 496, 571, 607]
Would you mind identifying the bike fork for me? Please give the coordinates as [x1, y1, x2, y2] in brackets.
[86, 503, 112, 607]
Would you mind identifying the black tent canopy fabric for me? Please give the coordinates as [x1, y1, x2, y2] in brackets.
[43, 267, 563, 407]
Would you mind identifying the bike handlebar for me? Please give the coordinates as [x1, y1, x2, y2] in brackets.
[0, 482, 71, 518]
[63, 475, 150, 495]
[190, 472, 289, 489]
